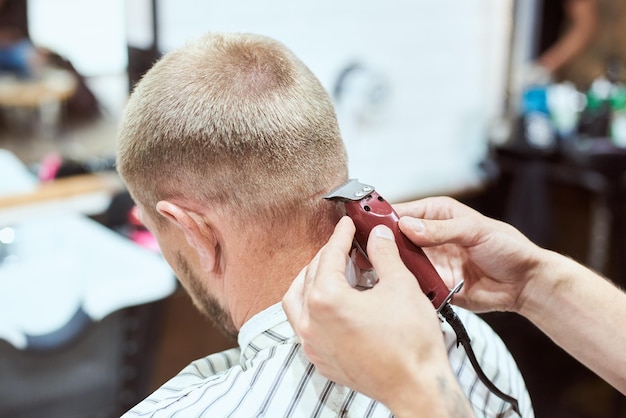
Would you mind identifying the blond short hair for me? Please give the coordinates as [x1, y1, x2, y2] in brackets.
[117, 32, 348, 231]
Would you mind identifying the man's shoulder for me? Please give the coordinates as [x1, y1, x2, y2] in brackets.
[121, 343, 395, 417]
[121, 347, 242, 417]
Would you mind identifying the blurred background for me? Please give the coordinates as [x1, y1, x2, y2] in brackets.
[0, 0, 624, 416]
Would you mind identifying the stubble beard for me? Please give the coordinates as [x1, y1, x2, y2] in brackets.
[175, 253, 238, 341]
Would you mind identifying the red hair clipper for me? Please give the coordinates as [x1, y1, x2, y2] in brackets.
[324, 179, 461, 311]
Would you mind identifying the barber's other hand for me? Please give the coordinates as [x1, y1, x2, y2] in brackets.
[394, 196, 546, 314]
[282, 216, 473, 417]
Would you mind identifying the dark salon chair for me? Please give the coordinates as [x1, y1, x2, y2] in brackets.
[0, 302, 163, 418]
[0, 214, 176, 418]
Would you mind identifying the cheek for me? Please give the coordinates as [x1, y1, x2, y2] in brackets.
[149, 232, 192, 283]
[159, 247, 194, 296]
[158, 239, 201, 284]
[160, 244, 194, 285]
[147, 232, 175, 266]
[154, 237, 175, 264]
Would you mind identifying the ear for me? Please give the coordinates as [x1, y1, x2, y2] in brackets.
[155, 200, 219, 273]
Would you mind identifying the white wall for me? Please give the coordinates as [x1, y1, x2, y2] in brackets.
[27, 0, 127, 77]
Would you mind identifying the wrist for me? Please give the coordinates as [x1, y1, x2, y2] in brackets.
[384, 362, 475, 418]
[515, 249, 574, 319]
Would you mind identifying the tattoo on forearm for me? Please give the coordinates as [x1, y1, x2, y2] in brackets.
[437, 374, 475, 418]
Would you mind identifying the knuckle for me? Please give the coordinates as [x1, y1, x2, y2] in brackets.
[307, 287, 334, 312]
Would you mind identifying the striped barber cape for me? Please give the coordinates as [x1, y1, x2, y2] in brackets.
[122, 303, 534, 417]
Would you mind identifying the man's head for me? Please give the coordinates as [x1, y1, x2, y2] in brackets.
[116, 32, 348, 336]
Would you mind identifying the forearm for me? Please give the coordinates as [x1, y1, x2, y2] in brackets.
[382, 363, 476, 418]
[537, 0, 597, 73]
[538, 28, 593, 73]
[518, 250, 626, 393]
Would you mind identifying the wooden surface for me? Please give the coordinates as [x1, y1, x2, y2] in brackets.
[0, 172, 124, 210]
[0, 172, 125, 225]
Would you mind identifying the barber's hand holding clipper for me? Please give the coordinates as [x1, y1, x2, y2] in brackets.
[284, 195, 626, 415]
[393, 196, 541, 315]
[282, 216, 476, 418]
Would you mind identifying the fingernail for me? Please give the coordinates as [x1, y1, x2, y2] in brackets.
[373, 225, 394, 240]
[403, 217, 425, 233]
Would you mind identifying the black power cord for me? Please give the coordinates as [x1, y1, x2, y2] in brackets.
[439, 304, 521, 416]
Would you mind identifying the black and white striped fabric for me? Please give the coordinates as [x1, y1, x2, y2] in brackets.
[123, 303, 534, 417]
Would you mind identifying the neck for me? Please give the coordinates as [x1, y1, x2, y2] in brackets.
[225, 229, 323, 330]
[220, 201, 340, 330]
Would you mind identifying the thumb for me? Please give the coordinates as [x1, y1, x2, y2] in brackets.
[367, 225, 421, 292]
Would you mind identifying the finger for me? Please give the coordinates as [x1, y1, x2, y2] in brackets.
[393, 196, 468, 219]
[365, 224, 414, 283]
[367, 225, 441, 310]
[398, 216, 480, 248]
[423, 246, 466, 290]
[393, 196, 451, 218]
[309, 216, 356, 291]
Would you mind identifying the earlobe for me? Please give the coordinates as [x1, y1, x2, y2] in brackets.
[156, 200, 219, 272]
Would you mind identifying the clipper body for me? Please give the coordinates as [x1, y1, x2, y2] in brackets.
[324, 179, 451, 310]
